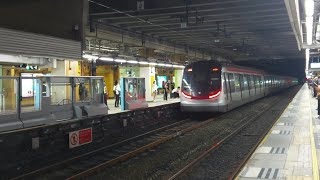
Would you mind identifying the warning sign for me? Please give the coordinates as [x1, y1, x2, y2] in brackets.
[69, 128, 92, 148]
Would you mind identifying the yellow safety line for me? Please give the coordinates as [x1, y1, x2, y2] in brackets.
[308, 88, 319, 180]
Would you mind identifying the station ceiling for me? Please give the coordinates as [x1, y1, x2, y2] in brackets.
[89, 0, 305, 77]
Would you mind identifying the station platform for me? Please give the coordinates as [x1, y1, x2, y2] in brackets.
[237, 84, 319, 179]
[106, 94, 180, 114]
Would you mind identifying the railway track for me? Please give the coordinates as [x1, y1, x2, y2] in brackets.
[11, 114, 221, 180]
[70, 93, 282, 179]
[168, 87, 299, 180]
[11, 87, 299, 180]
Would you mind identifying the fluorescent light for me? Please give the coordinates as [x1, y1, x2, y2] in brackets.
[139, 61, 149, 65]
[306, 16, 313, 45]
[83, 54, 98, 60]
[306, 49, 310, 71]
[305, 0, 314, 17]
[164, 64, 173, 67]
[305, 0, 314, 45]
[115, 59, 127, 63]
[149, 62, 157, 66]
[127, 60, 139, 64]
[100, 57, 114, 61]
[173, 65, 185, 68]
[157, 63, 166, 66]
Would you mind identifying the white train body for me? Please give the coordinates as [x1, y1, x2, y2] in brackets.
[180, 61, 297, 112]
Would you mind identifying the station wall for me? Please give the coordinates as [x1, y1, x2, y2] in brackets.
[0, 0, 83, 41]
[174, 69, 183, 88]
[96, 66, 115, 98]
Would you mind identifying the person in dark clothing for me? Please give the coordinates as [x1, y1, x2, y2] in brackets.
[316, 84, 320, 117]
[163, 82, 169, 101]
[79, 83, 88, 101]
[172, 87, 180, 98]
[313, 77, 318, 98]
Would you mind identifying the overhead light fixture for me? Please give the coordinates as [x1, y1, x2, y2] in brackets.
[83, 54, 98, 60]
[157, 63, 166, 66]
[164, 64, 173, 67]
[306, 48, 310, 71]
[138, 61, 149, 65]
[173, 65, 185, 68]
[114, 59, 127, 63]
[305, 0, 314, 17]
[305, 0, 314, 45]
[306, 16, 313, 45]
[127, 60, 139, 64]
[149, 62, 157, 66]
[99, 57, 114, 61]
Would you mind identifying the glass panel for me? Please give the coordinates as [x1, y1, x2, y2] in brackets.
[92, 78, 103, 103]
[0, 78, 18, 115]
[239, 74, 244, 91]
[228, 73, 235, 93]
[51, 82, 72, 105]
[234, 74, 241, 92]
[75, 78, 91, 102]
[21, 77, 41, 112]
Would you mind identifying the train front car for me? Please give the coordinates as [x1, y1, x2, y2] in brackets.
[180, 61, 226, 112]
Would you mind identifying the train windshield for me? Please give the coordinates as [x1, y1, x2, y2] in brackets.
[182, 62, 221, 98]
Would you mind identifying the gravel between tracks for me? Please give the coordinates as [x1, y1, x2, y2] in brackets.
[86, 86, 300, 180]
[179, 87, 299, 179]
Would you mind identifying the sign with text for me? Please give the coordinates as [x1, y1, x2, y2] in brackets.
[69, 128, 92, 148]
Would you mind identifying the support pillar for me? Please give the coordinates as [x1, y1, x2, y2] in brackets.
[140, 66, 155, 101]
[174, 69, 183, 88]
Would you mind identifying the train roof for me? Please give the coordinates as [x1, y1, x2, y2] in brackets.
[186, 60, 296, 79]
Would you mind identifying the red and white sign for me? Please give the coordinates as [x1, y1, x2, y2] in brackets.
[69, 128, 92, 148]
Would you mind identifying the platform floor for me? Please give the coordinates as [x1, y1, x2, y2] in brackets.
[237, 84, 320, 180]
[106, 94, 180, 114]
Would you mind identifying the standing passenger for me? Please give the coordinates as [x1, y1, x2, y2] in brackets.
[152, 81, 158, 102]
[163, 81, 169, 101]
[103, 82, 109, 109]
[316, 84, 320, 117]
[113, 81, 120, 107]
[313, 77, 318, 98]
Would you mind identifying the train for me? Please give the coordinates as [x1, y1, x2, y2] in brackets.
[180, 61, 298, 112]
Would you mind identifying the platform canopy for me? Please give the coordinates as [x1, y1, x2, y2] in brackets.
[89, 0, 303, 65]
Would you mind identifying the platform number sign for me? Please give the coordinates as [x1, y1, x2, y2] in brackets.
[137, 1, 144, 11]
[69, 128, 92, 148]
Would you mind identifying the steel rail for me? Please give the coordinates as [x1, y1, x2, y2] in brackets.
[167, 95, 285, 180]
[10, 119, 189, 180]
[65, 115, 224, 180]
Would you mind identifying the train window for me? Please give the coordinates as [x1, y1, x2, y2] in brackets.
[255, 76, 260, 89]
[182, 62, 222, 98]
[234, 74, 241, 92]
[210, 68, 221, 89]
[239, 74, 245, 91]
[228, 73, 236, 93]
[250, 75, 255, 94]
[243, 75, 249, 91]
[243, 74, 250, 90]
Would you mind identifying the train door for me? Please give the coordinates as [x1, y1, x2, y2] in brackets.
[227, 73, 233, 101]
[250, 75, 257, 95]
[233, 73, 241, 103]
[223, 73, 229, 101]
[240, 74, 249, 100]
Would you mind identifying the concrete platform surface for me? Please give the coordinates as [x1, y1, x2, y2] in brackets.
[106, 94, 180, 114]
[237, 84, 320, 180]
